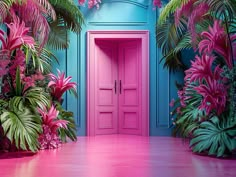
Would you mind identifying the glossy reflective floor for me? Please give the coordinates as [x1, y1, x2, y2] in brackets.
[0, 135, 235, 177]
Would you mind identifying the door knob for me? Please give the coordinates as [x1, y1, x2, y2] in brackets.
[114, 80, 117, 94]
[120, 80, 122, 94]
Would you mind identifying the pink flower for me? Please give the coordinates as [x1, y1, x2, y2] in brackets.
[177, 89, 186, 107]
[187, 3, 209, 43]
[48, 69, 77, 102]
[9, 49, 26, 78]
[32, 71, 45, 81]
[194, 78, 227, 115]
[175, 0, 195, 26]
[169, 98, 175, 107]
[1, 16, 35, 51]
[22, 76, 35, 90]
[79, 0, 86, 5]
[88, 0, 101, 9]
[199, 20, 233, 69]
[38, 105, 68, 149]
[153, 0, 162, 8]
[185, 54, 222, 82]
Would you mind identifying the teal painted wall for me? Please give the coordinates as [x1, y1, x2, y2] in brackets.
[54, 0, 183, 136]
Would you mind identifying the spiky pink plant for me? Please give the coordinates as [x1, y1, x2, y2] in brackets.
[0, 16, 35, 51]
[185, 54, 222, 82]
[199, 20, 235, 69]
[187, 3, 209, 43]
[175, 0, 195, 26]
[48, 69, 77, 102]
[194, 78, 227, 115]
[38, 105, 68, 149]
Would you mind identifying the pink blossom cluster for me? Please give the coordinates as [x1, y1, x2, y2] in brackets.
[178, 20, 233, 116]
[153, 0, 162, 8]
[38, 105, 68, 150]
[79, 0, 162, 9]
[48, 70, 77, 103]
[79, 0, 102, 9]
[38, 124, 62, 150]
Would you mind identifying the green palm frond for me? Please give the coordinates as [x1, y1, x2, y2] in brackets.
[49, 0, 84, 33]
[173, 32, 192, 54]
[25, 45, 58, 74]
[204, 0, 236, 21]
[190, 116, 236, 157]
[47, 17, 69, 50]
[156, 15, 187, 71]
[36, 0, 56, 20]
[158, 0, 191, 25]
[0, 97, 42, 152]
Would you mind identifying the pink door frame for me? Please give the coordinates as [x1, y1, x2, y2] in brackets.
[87, 30, 149, 136]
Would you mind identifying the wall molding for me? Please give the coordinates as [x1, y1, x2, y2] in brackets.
[102, 0, 149, 9]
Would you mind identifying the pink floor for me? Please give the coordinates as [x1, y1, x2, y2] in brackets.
[0, 135, 235, 177]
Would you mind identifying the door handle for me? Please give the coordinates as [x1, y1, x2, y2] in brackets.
[120, 80, 122, 94]
[114, 80, 117, 94]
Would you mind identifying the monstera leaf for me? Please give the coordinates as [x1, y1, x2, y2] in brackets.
[0, 97, 42, 152]
[190, 116, 236, 157]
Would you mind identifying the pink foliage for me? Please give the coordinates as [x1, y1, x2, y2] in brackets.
[153, 0, 162, 8]
[88, 0, 101, 9]
[199, 20, 234, 69]
[185, 54, 222, 82]
[11, 1, 50, 47]
[195, 78, 227, 115]
[177, 89, 186, 107]
[175, 0, 195, 26]
[79, 0, 86, 5]
[48, 69, 77, 102]
[1, 16, 35, 51]
[0, 51, 10, 77]
[187, 3, 209, 43]
[38, 105, 68, 149]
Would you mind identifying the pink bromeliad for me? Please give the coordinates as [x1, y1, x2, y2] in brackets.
[38, 105, 68, 149]
[48, 69, 77, 102]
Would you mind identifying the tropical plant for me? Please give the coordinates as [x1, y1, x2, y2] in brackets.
[0, 0, 80, 152]
[48, 69, 77, 103]
[38, 104, 68, 149]
[157, 0, 236, 157]
[0, 97, 42, 152]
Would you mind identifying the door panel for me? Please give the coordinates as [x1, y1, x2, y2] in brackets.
[118, 40, 142, 135]
[95, 41, 118, 135]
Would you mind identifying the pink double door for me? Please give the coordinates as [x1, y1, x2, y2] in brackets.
[95, 40, 142, 135]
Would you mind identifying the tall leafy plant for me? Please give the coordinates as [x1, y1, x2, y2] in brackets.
[157, 0, 236, 157]
[0, 0, 82, 152]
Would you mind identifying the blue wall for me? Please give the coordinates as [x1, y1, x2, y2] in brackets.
[54, 0, 184, 136]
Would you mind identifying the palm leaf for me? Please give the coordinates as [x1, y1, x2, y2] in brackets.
[158, 0, 191, 25]
[156, 15, 187, 71]
[0, 97, 42, 152]
[25, 45, 58, 74]
[190, 116, 236, 157]
[49, 0, 84, 33]
[204, 0, 236, 21]
[173, 32, 192, 54]
[47, 17, 69, 50]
